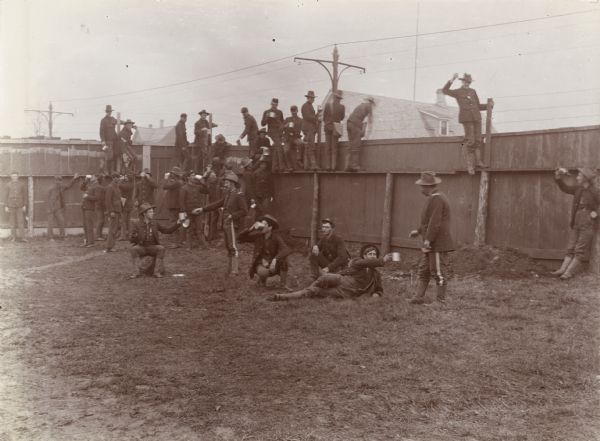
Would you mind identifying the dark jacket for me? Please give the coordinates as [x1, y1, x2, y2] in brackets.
[301, 101, 318, 133]
[250, 168, 273, 199]
[239, 228, 293, 278]
[323, 99, 345, 132]
[203, 189, 248, 228]
[210, 141, 232, 161]
[130, 219, 180, 246]
[4, 181, 26, 208]
[118, 126, 135, 157]
[118, 180, 134, 211]
[47, 178, 77, 212]
[317, 233, 350, 272]
[180, 180, 209, 214]
[283, 115, 303, 140]
[91, 183, 106, 211]
[99, 115, 118, 143]
[261, 108, 284, 137]
[441, 81, 486, 123]
[175, 120, 188, 149]
[105, 182, 123, 214]
[417, 191, 454, 252]
[347, 102, 373, 125]
[133, 176, 157, 206]
[80, 181, 97, 211]
[241, 114, 259, 142]
[194, 118, 210, 146]
[337, 257, 384, 297]
[556, 178, 600, 228]
[162, 177, 183, 210]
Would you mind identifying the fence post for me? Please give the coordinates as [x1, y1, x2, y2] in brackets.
[474, 98, 494, 246]
[310, 172, 319, 248]
[381, 173, 394, 255]
[28, 175, 34, 238]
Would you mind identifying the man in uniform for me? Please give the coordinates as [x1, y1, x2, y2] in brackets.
[47, 173, 79, 240]
[210, 134, 232, 166]
[79, 175, 97, 247]
[323, 90, 345, 171]
[175, 113, 191, 171]
[237, 107, 259, 158]
[254, 128, 271, 165]
[552, 167, 600, 279]
[194, 110, 217, 172]
[346, 96, 375, 172]
[408, 171, 455, 305]
[442, 73, 492, 175]
[118, 173, 134, 241]
[249, 158, 274, 217]
[179, 173, 209, 249]
[4, 172, 27, 242]
[129, 202, 182, 279]
[301, 90, 319, 170]
[194, 171, 248, 276]
[104, 173, 123, 253]
[309, 218, 350, 279]
[133, 168, 157, 207]
[99, 105, 118, 173]
[162, 166, 186, 248]
[118, 119, 136, 174]
[283, 105, 303, 171]
[261, 98, 284, 173]
[92, 174, 107, 241]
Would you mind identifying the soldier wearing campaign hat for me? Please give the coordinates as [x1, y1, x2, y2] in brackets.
[283, 105, 304, 171]
[301, 91, 320, 170]
[99, 105, 118, 173]
[261, 98, 285, 172]
[408, 171, 455, 305]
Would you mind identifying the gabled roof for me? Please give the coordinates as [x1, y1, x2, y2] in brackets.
[321, 90, 464, 140]
[132, 126, 176, 146]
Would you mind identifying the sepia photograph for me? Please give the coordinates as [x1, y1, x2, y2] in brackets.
[0, 0, 599, 439]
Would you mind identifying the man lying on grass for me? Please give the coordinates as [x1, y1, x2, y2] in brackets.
[271, 244, 392, 301]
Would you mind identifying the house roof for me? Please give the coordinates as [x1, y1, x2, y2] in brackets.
[132, 125, 176, 146]
[321, 90, 465, 140]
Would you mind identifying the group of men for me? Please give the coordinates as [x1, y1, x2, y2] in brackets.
[99, 105, 138, 175]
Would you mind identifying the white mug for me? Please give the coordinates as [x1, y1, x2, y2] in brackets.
[392, 252, 401, 262]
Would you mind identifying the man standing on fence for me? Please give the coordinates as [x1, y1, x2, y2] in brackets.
[408, 171, 455, 305]
[261, 98, 284, 173]
[323, 90, 345, 171]
[175, 113, 191, 171]
[237, 107, 259, 158]
[551, 167, 600, 280]
[301, 91, 319, 170]
[99, 105, 118, 174]
[442, 73, 492, 175]
[118, 119, 137, 174]
[346, 96, 375, 173]
[283, 105, 303, 171]
[47, 174, 79, 241]
[194, 110, 217, 172]
[4, 172, 27, 242]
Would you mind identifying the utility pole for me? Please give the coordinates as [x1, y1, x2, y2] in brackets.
[412, 1, 420, 102]
[24, 102, 73, 138]
[294, 45, 366, 93]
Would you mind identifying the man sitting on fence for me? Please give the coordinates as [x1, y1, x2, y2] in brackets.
[309, 218, 350, 280]
[551, 167, 600, 280]
[129, 202, 182, 278]
[272, 244, 391, 301]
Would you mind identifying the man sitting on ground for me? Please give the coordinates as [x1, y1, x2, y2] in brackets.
[309, 218, 350, 279]
[238, 214, 292, 289]
[129, 202, 182, 279]
[272, 244, 392, 301]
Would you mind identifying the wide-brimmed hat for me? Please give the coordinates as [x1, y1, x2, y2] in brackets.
[105, 104, 113, 112]
[415, 171, 442, 186]
[365, 96, 376, 105]
[459, 73, 473, 83]
[360, 243, 380, 258]
[198, 109, 208, 115]
[223, 171, 239, 185]
[271, 98, 279, 104]
[170, 166, 183, 176]
[578, 167, 597, 181]
[258, 214, 279, 230]
[139, 202, 156, 214]
[123, 119, 135, 125]
[305, 90, 316, 98]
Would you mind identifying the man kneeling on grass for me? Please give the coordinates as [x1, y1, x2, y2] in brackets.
[129, 203, 182, 279]
[272, 244, 392, 301]
[238, 214, 292, 289]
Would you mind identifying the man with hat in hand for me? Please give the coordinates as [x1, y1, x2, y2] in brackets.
[47, 173, 79, 241]
[179, 173, 209, 249]
[346, 96, 375, 172]
[193, 171, 248, 275]
[163, 166, 186, 248]
[129, 202, 183, 278]
[175, 113, 191, 171]
[133, 168, 157, 207]
[104, 173, 123, 252]
[408, 171, 454, 305]
[99, 105, 118, 173]
[283, 105, 303, 171]
[309, 218, 350, 280]
[442, 73, 492, 175]
[552, 167, 600, 280]
[261, 98, 285, 173]
[237, 107, 259, 158]
[301, 90, 320, 170]
[239, 214, 292, 289]
[323, 90, 346, 171]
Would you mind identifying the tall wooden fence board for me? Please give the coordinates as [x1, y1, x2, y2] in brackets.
[271, 174, 313, 237]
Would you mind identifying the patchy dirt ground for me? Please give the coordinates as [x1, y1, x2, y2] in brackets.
[0, 237, 599, 441]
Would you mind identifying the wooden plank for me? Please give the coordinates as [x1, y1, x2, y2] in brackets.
[27, 176, 34, 237]
[474, 171, 489, 246]
[310, 173, 319, 248]
[380, 173, 393, 254]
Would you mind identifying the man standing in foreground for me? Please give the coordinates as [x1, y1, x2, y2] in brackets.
[4, 172, 27, 242]
[408, 171, 455, 305]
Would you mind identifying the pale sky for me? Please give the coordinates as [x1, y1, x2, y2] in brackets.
[1, 0, 599, 140]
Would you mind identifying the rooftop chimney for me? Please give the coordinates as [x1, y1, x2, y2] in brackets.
[435, 89, 446, 107]
[159, 119, 164, 128]
[148, 124, 153, 129]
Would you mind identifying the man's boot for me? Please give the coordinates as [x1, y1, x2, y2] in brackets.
[409, 281, 429, 304]
[436, 284, 447, 303]
[231, 256, 240, 275]
[153, 257, 164, 278]
[475, 148, 488, 169]
[551, 256, 573, 276]
[560, 257, 582, 280]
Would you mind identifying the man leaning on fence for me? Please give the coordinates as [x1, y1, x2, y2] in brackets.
[4, 172, 27, 242]
[47, 173, 79, 241]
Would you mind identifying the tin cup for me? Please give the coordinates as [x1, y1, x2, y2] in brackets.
[268, 111, 276, 118]
[392, 252, 401, 262]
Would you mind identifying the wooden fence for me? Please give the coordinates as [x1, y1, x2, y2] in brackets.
[1, 125, 599, 268]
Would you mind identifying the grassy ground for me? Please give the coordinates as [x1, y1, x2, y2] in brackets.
[0, 236, 599, 441]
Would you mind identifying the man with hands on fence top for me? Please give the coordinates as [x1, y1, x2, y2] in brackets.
[552, 167, 600, 280]
[408, 171, 455, 305]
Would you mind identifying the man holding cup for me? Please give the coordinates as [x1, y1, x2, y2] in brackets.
[261, 98, 284, 173]
[408, 171, 454, 305]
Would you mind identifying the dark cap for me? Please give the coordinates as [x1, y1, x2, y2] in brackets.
[198, 109, 208, 115]
[180, 113, 187, 118]
[271, 98, 279, 104]
[321, 218, 335, 228]
[290, 105, 298, 112]
[240, 107, 248, 113]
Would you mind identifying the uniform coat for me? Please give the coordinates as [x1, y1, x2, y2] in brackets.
[417, 191, 454, 252]
[441, 81, 486, 123]
[133, 176, 157, 206]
